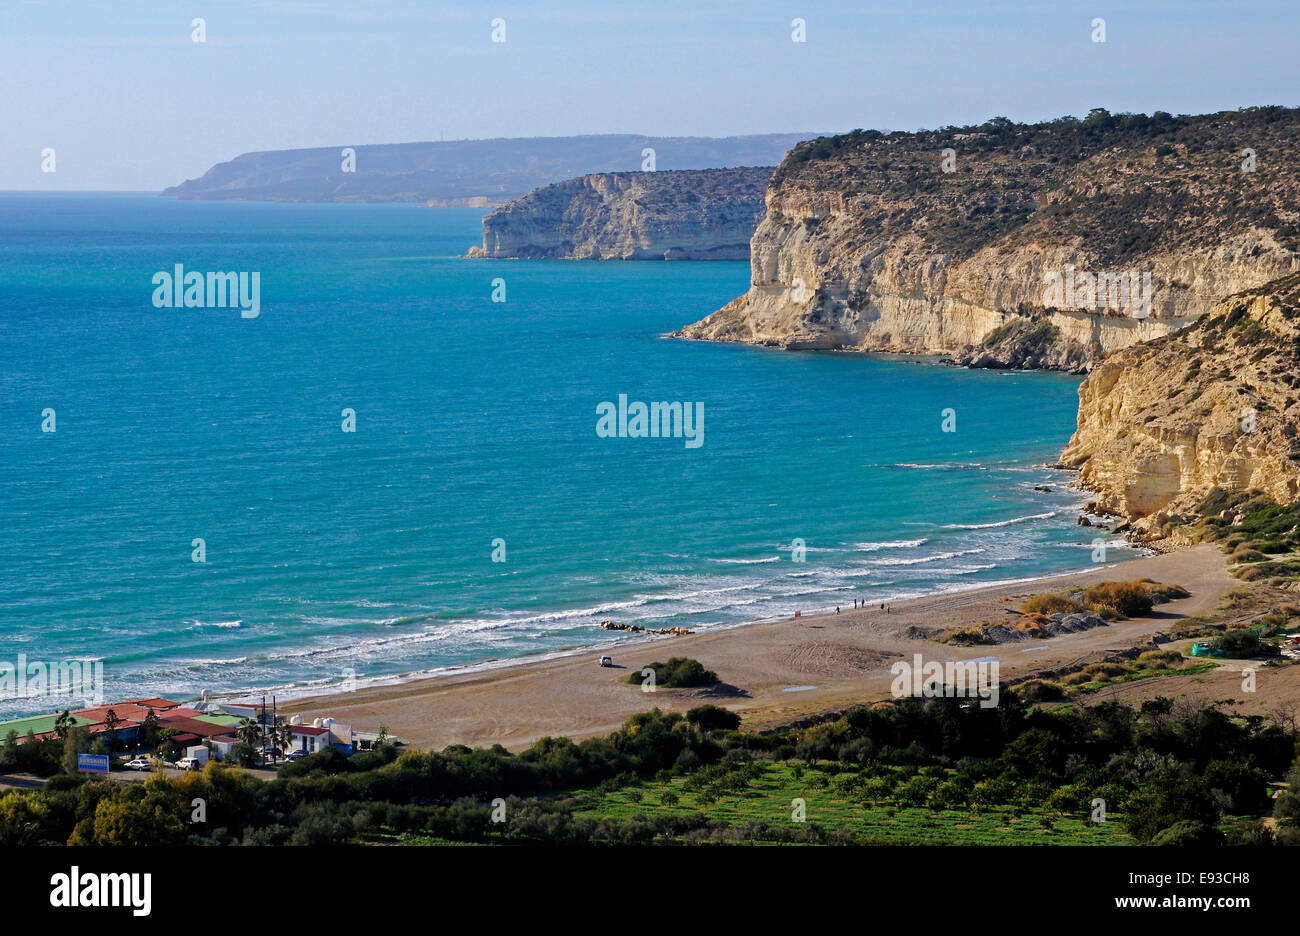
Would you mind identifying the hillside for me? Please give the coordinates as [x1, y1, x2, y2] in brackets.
[467, 168, 771, 260]
[676, 107, 1300, 370]
[1060, 273, 1300, 542]
[162, 133, 814, 206]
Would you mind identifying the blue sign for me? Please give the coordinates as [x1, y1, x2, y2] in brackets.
[77, 753, 110, 775]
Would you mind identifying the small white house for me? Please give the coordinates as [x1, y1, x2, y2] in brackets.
[208, 735, 240, 760]
[289, 724, 330, 754]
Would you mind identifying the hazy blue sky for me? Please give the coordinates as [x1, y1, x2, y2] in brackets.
[2, 0, 1296, 190]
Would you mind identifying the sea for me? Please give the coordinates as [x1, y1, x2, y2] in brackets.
[0, 193, 1140, 717]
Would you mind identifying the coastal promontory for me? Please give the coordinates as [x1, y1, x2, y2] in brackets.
[1060, 273, 1300, 541]
[676, 108, 1300, 371]
[468, 168, 772, 260]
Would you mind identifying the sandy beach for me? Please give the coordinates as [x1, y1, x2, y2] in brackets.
[287, 545, 1242, 749]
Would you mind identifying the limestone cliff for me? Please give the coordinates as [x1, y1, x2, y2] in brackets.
[472, 168, 771, 260]
[677, 108, 1300, 369]
[1059, 273, 1300, 541]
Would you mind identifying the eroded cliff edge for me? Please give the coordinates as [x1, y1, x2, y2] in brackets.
[1060, 273, 1300, 544]
[469, 168, 772, 260]
[676, 109, 1300, 371]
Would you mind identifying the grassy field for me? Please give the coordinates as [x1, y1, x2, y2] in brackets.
[568, 762, 1132, 845]
[1074, 660, 1220, 693]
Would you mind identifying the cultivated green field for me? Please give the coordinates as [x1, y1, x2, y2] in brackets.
[569, 762, 1132, 845]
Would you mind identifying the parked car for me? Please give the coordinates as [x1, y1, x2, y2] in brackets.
[175, 757, 202, 771]
[285, 749, 309, 761]
[599, 656, 613, 667]
[124, 758, 152, 771]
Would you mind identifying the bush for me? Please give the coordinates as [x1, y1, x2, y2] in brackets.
[1213, 629, 1276, 658]
[1020, 593, 1082, 615]
[1015, 679, 1064, 701]
[686, 705, 740, 733]
[1150, 820, 1224, 846]
[1082, 581, 1154, 618]
[626, 658, 720, 689]
[1136, 649, 1185, 670]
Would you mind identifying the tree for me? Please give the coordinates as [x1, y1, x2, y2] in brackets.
[60, 726, 91, 775]
[140, 709, 161, 748]
[275, 721, 294, 760]
[1123, 777, 1220, 843]
[227, 742, 259, 767]
[1084, 107, 1113, 128]
[236, 717, 263, 749]
[103, 709, 121, 754]
[0, 791, 54, 846]
[80, 781, 186, 846]
[52, 710, 73, 741]
[0, 730, 19, 770]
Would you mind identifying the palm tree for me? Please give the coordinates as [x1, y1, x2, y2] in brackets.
[275, 721, 294, 758]
[236, 717, 263, 749]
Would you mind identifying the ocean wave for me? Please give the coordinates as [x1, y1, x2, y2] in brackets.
[1056, 538, 1134, 550]
[867, 547, 985, 566]
[852, 538, 927, 552]
[186, 619, 242, 629]
[302, 615, 402, 627]
[710, 556, 781, 565]
[941, 511, 1057, 530]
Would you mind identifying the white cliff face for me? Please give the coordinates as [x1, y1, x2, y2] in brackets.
[677, 108, 1300, 369]
[1060, 277, 1300, 535]
[679, 193, 1296, 366]
[476, 168, 771, 260]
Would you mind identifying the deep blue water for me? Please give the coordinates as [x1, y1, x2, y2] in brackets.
[0, 193, 1137, 715]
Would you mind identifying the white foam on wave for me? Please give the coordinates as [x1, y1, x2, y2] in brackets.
[942, 511, 1057, 530]
[852, 538, 927, 552]
[867, 547, 985, 566]
[302, 615, 401, 627]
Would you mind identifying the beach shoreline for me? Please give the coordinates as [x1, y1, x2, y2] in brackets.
[281, 543, 1237, 750]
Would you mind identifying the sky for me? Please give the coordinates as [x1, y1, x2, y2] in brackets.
[1, 0, 1296, 190]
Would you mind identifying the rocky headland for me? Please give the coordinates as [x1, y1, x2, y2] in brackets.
[467, 168, 772, 260]
[1060, 273, 1300, 543]
[676, 108, 1300, 372]
[163, 134, 809, 206]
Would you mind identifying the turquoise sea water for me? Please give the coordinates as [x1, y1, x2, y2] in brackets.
[0, 194, 1138, 716]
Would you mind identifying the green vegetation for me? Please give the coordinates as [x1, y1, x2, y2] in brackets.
[1053, 656, 1217, 693]
[1, 692, 1295, 846]
[625, 657, 719, 688]
[1197, 492, 1300, 586]
[769, 107, 1300, 262]
[569, 761, 1125, 845]
[1211, 628, 1281, 659]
